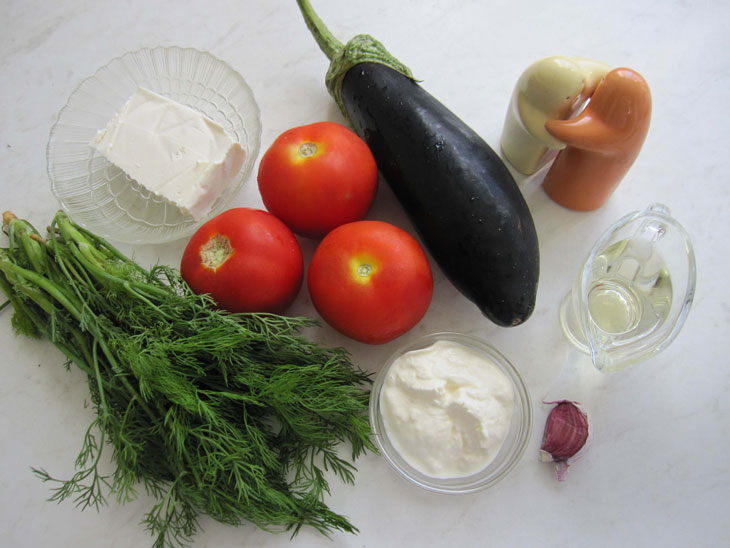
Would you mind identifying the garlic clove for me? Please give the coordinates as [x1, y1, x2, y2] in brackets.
[539, 400, 591, 481]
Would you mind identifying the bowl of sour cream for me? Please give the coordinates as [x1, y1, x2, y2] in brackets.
[370, 332, 532, 494]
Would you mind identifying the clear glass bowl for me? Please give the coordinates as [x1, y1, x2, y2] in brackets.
[47, 46, 262, 244]
[369, 332, 533, 494]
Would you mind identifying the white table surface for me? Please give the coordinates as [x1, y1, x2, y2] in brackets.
[2, 1, 728, 546]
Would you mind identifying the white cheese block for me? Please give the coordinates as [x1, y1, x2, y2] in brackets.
[91, 87, 245, 221]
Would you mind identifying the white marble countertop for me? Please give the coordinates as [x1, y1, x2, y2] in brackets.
[2, 1, 728, 546]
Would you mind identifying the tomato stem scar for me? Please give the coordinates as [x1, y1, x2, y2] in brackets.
[298, 142, 318, 157]
[200, 234, 233, 271]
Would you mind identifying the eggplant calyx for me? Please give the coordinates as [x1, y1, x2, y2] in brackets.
[297, 0, 414, 119]
[325, 34, 415, 118]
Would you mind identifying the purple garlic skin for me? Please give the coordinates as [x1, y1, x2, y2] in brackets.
[539, 400, 591, 481]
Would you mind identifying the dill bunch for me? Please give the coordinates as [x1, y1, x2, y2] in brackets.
[0, 210, 376, 547]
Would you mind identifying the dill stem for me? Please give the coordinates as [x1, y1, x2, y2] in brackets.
[0, 258, 83, 320]
[1, 280, 101, 385]
[69, 328, 97, 376]
[52, 213, 167, 302]
[63, 236, 172, 304]
[16, 227, 48, 273]
[91, 339, 111, 414]
[54, 213, 108, 267]
[55, 212, 141, 269]
[16, 282, 54, 315]
[95, 334, 157, 422]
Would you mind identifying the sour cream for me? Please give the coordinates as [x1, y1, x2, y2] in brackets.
[380, 339, 514, 478]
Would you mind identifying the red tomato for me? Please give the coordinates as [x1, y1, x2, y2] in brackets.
[180, 208, 303, 314]
[257, 121, 378, 238]
[307, 221, 433, 344]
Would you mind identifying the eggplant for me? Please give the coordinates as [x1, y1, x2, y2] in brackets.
[297, 0, 539, 327]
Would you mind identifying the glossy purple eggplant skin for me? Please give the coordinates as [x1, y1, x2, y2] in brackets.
[341, 62, 539, 326]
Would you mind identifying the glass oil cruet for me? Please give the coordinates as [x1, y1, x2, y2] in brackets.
[559, 203, 697, 373]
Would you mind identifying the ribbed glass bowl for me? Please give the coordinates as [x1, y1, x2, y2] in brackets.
[370, 332, 533, 494]
[47, 46, 261, 244]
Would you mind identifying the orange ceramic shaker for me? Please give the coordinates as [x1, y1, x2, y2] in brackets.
[542, 68, 652, 211]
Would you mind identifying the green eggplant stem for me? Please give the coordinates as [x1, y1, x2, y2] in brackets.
[296, 0, 343, 60]
[296, 0, 415, 120]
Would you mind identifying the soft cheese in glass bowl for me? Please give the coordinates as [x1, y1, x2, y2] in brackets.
[47, 46, 261, 244]
[370, 332, 533, 494]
